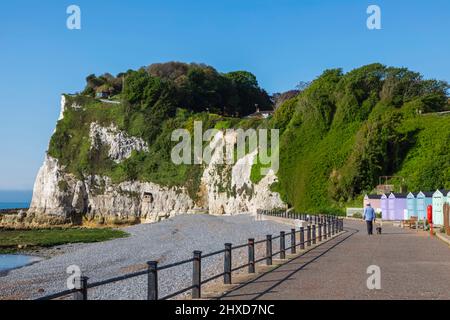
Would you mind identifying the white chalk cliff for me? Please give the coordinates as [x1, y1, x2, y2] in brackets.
[27, 96, 285, 224]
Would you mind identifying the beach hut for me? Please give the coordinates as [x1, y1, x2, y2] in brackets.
[416, 191, 433, 220]
[363, 194, 382, 212]
[432, 190, 449, 226]
[406, 192, 418, 218]
[380, 194, 389, 220]
[388, 193, 408, 221]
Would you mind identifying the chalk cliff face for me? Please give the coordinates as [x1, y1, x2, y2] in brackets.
[27, 96, 285, 225]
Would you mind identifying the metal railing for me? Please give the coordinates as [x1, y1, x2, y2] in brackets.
[36, 212, 344, 300]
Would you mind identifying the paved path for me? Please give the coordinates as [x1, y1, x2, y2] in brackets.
[218, 220, 450, 300]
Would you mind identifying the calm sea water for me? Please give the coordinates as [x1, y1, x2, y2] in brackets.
[0, 255, 40, 272]
[0, 202, 30, 210]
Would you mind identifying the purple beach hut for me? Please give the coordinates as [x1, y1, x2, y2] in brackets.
[388, 193, 408, 221]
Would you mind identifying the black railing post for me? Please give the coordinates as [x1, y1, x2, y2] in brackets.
[192, 251, 202, 299]
[73, 276, 89, 300]
[280, 231, 286, 259]
[266, 235, 273, 265]
[323, 222, 328, 240]
[147, 261, 158, 300]
[291, 229, 296, 254]
[328, 220, 331, 237]
[300, 227, 305, 250]
[248, 238, 255, 274]
[312, 224, 316, 245]
[224, 243, 232, 284]
[332, 219, 335, 235]
[307, 225, 311, 247]
[318, 223, 322, 242]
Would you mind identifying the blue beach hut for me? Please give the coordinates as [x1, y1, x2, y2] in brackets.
[406, 192, 418, 218]
[416, 191, 433, 220]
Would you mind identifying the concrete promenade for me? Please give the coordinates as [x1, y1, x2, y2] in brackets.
[217, 220, 450, 300]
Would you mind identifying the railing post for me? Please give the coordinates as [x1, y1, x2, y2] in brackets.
[266, 235, 273, 265]
[192, 251, 202, 299]
[323, 222, 328, 240]
[248, 238, 255, 274]
[291, 229, 296, 254]
[307, 225, 311, 247]
[312, 224, 316, 245]
[280, 231, 286, 259]
[300, 227, 305, 250]
[147, 261, 158, 300]
[73, 276, 89, 300]
[332, 219, 335, 235]
[224, 243, 232, 284]
[318, 223, 322, 242]
[328, 220, 331, 237]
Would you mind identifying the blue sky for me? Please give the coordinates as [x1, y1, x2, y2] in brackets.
[0, 0, 449, 191]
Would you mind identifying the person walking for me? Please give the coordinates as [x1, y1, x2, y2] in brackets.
[364, 203, 376, 235]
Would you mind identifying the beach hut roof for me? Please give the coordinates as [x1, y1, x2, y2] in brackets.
[433, 189, 449, 196]
[407, 192, 418, 197]
[389, 193, 408, 198]
[365, 194, 383, 199]
[418, 191, 434, 197]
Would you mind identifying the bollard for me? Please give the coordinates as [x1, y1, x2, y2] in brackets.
[147, 261, 158, 300]
[248, 238, 255, 274]
[280, 231, 286, 259]
[224, 243, 232, 284]
[312, 224, 316, 245]
[192, 251, 202, 299]
[266, 235, 273, 265]
[291, 229, 296, 254]
[300, 227, 305, 250]
[74, 276, 89, 300]
[318, 223, 322, 242]
[307, 225, 311, 247]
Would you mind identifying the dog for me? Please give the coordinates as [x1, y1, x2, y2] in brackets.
[376, 226, 382, 234]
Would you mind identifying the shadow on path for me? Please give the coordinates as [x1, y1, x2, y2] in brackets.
[217, 227, 359, 300]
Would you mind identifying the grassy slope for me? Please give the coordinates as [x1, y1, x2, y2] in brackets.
[274, 65, 450, 214]
[395, 115, 450, 190]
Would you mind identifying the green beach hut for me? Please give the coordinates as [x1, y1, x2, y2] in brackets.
[432, 189, 449, 225]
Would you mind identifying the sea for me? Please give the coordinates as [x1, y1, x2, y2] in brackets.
[0, 192, 35, 272]
[0, 202, 30, 210]
[0, 190, 32, 210]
